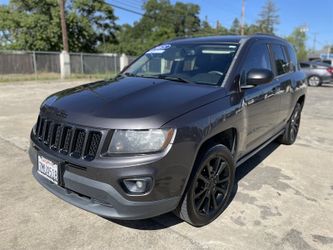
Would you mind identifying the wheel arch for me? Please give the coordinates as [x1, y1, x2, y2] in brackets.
[196, 128, 237, 159]
[297, 94, 306, 109]
[179, 128, 238, 198]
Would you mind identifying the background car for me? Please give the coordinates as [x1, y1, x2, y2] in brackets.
[300, 61, 333, 86]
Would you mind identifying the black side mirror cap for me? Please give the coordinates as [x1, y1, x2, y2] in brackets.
[247, 68, 274, 85]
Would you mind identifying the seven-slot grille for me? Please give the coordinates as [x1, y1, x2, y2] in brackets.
[35, 115, 102, 161]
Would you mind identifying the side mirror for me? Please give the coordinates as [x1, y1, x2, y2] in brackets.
[246, 68, 274, 85]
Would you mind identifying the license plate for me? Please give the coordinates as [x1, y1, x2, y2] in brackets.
[37, 155, 59, 185]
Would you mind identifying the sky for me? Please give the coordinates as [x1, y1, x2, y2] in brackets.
[1, 0, 332, 49]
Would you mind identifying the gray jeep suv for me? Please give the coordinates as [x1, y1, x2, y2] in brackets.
[29, 34, 307, 226]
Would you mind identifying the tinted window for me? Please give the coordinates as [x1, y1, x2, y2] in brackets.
[287, 45, 299, 71]
[300, 63, 310, 68]
[322, 60, 332, 65]
[240, 43, 272, 85]
[271, 44, 289, 75]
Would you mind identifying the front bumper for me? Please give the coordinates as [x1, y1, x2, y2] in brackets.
[29, 142, 183, 220]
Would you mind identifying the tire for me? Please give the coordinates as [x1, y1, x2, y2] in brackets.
[175, 144, 235, 227]
[278, 103, 302, 145]
[307, 75, 321, 87]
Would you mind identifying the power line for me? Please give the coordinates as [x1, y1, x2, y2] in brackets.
[106, 2, 145, 16]
[105, 1, 194, 25]
[126, 0, 144, 9]
[112, 0, 143, 11]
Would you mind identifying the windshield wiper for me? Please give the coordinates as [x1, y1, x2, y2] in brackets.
[116, 72, 136, 78]
[114, 72, 132, 80]
[117, 73, 192, 83]
[157, 75, 191, 83]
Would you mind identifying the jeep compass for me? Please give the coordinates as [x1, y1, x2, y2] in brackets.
[29, 35, 306, 226]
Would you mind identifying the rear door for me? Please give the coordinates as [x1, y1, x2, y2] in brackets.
[270, 44, 293, 124]
[239, 42, 281, 152]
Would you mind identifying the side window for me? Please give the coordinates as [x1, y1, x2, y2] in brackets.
[300, 63, 310, 68]
[271, 44, 289, 75]
[240, 43, 272, 85]
[287, 45, 299, 71]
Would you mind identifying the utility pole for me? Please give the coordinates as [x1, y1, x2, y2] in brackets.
[312, 32, 318, 53]
[240, 0, 245, 35]
[327, 44, 331, 59]
[59, 0, 69, 52]
[59, 0, 71, 78]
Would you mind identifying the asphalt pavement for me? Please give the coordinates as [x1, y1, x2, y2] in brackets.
[0, 80, 332, 249]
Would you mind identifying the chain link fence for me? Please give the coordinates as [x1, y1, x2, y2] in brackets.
[0, 51, 136, 81]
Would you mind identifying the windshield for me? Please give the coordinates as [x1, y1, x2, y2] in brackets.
[123, 43, 238, 86]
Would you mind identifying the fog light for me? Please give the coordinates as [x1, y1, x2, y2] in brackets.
[123, 177, 153, 194]
[136, 180, 144, 189]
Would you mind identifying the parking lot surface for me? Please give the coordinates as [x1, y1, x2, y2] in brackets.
[0, 80, 332, 249]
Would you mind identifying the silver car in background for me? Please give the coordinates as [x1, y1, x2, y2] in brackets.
[300, 61, 333, 87]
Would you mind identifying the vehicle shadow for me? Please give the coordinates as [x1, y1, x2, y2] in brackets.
[107, 142, 280, 230]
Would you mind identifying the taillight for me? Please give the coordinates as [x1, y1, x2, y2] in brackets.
[327, 67, 333, 74]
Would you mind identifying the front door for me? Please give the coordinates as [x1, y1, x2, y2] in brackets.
[239, 42, 281, 153]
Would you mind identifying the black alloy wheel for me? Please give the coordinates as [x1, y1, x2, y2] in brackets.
[289, 104, 301, 142]
[176, 144, 235, 227]
[278, 102, 302, 145]
[193, 155, 231, 216]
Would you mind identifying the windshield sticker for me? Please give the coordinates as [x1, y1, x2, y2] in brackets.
[146, 49, 165, 54]
[146, 44, 171, 54]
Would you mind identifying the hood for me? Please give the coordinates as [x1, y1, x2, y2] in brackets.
[41, 77, 226, 129]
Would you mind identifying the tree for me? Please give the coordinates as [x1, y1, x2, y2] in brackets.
[256, 0, 279, 34]
[197, 18, 228, 37]
[243, 24, 261, 35]
[229, 18, 240, 35]
[102, 0, 202, 55]
[0, 0, 118, 52]
[286, 27, 308, 61]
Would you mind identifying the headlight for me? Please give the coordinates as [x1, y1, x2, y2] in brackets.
[108, 128, 176, 154]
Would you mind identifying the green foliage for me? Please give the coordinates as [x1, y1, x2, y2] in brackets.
[0, 0, 118, 52]
[243, 24, 261, 35]
[195, 19, 228, 37]
[257, 0, 279, 34]
[286, 27, 308, 61]
[229, 18, 240, 35]
[102, 0, 202, 55]
[0, 0, 314, 58]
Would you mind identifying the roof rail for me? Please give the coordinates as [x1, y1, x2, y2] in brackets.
[252, 33, 278, 37]
[165, 36, 191, 42]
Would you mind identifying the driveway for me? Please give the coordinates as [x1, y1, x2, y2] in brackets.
[0, 80, 332, 249]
